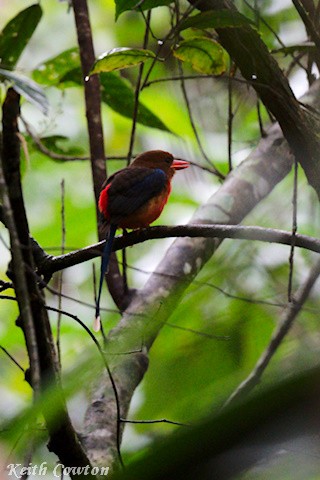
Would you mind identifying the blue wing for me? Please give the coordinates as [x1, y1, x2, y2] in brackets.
[107, 167, 167, 222]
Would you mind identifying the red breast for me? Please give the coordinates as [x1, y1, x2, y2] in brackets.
[98, 150, 189, 228]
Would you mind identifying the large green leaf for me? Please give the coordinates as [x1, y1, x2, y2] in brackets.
[115, 0, 173, 19]
[89, 48, 156, 75]
[61, 67, 172, 132]
[32, 47, 80, 86]
[33, 48, 171, 131]
[0, 4, 42, 69]
[178, 9, 255, 32]
[0, 68, 48, 114]
[173, 37, 227, 75]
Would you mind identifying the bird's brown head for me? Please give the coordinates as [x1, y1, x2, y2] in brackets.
[131, 150, 189, 177]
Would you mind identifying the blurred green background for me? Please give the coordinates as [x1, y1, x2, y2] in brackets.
[1, 1, 320, 478]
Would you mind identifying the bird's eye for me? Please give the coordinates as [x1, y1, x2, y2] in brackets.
[165, 157, 172, 164]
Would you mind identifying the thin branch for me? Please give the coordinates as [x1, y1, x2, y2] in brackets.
[256, 100, 267, 138]
[164, 322, 230, 340]
[39, 267, 286, 320]
[17, 125, 223, 176]
[21, 119, 90, 161]
[115, 10, 153, 310]
[0, 345, 25, 372]
[118, 263, 287, 308]
[46, 283, 120, 315]
[227, 61, 235, 171]
[22, 118, 129, 163]
[245, 0, 311, 75]
[56, 180, 66, 366]
[121, 418, 189, 427]
[140, 1, 200, 90]
[127, 11, 151, 164]
[292, 0, 320, 71]
[288, 158, 299, 301]
[223, 258, 320, 408]
[178, 62, 225, 179]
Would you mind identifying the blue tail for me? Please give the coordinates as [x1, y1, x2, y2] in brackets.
[95, 223, 117, 323]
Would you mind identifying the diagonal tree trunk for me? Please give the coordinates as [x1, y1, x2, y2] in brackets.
[80, 77, 320, 468]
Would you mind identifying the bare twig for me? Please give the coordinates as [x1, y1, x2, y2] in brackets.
[121, 418, 189, 427]
[119, 10, 153, 306]
[288, 158, 299, 301]
[223, 258, 320, 408]
[256, 100, 267, 138]
[140, 1, 200, 90]
[56, 180, 66, 366]
[0, 345, 25, 372]
[164, 322, 230, 340]
[178, 62, 225, 179]
[21, 118, 90, 161]
[292, 0, 320, 71]
[127, 10, 151, 164]
[227, 61, 235, 171]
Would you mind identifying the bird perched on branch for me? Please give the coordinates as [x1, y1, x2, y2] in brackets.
[94, 150, 189, 330]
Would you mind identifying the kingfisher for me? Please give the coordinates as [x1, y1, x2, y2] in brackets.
[95, 150, 189, 328]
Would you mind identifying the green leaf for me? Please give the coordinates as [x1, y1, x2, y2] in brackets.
[38, 135, 85, 156]
[0, 4, 42, 69]
[32, 47, 80, 86]
[178, 10, 255, 32]
[100, 72, 171, 131]
[173, 37, 227, 75]
[0, 68, 48, 114]
[89, 48, 156, 75]
[60, 68, 172, 132]
[115, 0, 173, 20]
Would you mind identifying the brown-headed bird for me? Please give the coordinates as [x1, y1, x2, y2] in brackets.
[95, 150, 189, 328]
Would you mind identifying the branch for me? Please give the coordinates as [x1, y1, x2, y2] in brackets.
[71, 0, 106, 211]
[223, 257, 320, 407]
[37, 224, 320, 279]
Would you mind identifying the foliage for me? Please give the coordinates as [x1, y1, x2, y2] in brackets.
[1, 1, 320, 479]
